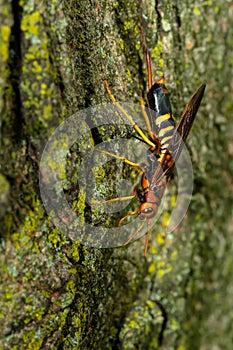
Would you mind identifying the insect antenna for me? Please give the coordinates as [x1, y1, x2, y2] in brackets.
[144, 219, 151, 257]
[123, 218, 146, 246]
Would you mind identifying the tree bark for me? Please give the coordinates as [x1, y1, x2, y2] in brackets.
[0, 0, 233, 349]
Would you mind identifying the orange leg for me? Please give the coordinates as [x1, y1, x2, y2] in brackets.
[118, 209, 139, 226]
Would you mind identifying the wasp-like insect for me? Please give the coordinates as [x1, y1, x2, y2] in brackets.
[94, 50, 205, 256]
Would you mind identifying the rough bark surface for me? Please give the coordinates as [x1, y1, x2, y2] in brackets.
[0, 0, 233, 349]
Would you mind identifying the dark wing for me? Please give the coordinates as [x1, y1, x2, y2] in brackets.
[150, 83, 206, 188]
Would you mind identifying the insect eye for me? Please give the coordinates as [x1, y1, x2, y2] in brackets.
[142, 207, 153, 214]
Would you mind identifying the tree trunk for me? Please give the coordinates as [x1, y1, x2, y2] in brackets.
[0, 0, 233, 349]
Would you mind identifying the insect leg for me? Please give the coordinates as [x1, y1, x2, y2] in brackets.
[140, 97, 154, 140]
[95, 148, 143, 173]
[139, 97, 161, 154]
[91, 195, 135, 206]
[92, 148, 140, 207]
[118, 209, 139, 226]
[105, 81, 156, 148]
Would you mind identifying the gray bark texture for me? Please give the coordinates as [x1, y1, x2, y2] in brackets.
[0, 0, 233, 349]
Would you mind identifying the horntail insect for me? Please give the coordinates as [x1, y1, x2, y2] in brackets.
[94, 50, 205, 256]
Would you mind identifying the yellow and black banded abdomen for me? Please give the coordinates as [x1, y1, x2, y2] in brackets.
[147, 78, 176, 161]
[156, 113, 175, 161]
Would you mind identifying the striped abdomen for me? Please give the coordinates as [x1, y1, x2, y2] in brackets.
[147, 77, 176, 162]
